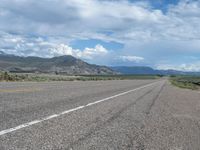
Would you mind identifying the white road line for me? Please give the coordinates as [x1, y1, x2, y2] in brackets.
[0, 81, 162, 136]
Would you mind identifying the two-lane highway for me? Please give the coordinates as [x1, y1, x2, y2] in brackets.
[0, 80, 200, 149]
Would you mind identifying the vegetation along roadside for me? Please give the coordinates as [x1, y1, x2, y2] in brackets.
[0, 72, 161, 82]
[170, 75, 200, 90]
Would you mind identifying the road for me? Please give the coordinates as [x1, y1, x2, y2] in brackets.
[0, 80, 200, 150]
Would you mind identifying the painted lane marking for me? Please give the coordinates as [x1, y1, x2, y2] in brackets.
[0, 81, 162, 136]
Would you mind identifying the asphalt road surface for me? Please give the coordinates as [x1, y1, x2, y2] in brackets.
[0, 80, 200, 150]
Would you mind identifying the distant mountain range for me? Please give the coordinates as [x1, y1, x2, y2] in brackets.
[0, 51, 116, 75]
[1, 51, 200, 75]
[111, 66, 159, 75]
[111, 66, 200, 76]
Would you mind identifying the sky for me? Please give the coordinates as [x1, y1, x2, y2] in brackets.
[0, 0, 200, 71]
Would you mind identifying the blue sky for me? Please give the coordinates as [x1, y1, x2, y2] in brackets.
[0, 0, 200, 71]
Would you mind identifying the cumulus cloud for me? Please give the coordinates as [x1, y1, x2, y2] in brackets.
[119, 55, 144, 63]
[50, 44, 108, 60]
[156, 62, 200, 72]
[1, 0, 200, 69]
[81, 44, 108, 59]
[0, 31, 109, 60]
[1, 0, 199, 41]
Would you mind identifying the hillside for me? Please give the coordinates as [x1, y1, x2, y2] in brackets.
[0, 52, 116, 75]
[111, 66, 160, 75]
[1, 51, 200, 76]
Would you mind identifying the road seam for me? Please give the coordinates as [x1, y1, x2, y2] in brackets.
[145, 81, 166, 114]
[0, 80, 162, 136]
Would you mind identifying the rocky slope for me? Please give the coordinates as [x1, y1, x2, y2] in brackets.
[0, 52, 116, 75]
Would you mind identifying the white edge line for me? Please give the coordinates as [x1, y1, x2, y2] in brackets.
[0, 81, 162, 136]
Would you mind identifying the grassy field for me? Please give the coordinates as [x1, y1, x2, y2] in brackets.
[170, 76, 200, 90]
[0, 72, 161, 82]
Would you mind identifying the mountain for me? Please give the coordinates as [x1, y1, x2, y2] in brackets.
[111, 66, 160, 75]
[0, 52, 116, 75]
[158, 69, 200, 76]
[111, 66, 200, 76]
[1, 51, 200, 76]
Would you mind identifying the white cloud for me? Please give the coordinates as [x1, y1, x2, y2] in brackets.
[1, 0, 200, 68]
[1, 0, 200, 42]
[49, 44, 75, 57]
[119, 55, 144, 63]
[0, 32, 109, 60]
[156, 62, 200, 72]
[0, 0, 187, 40]
[50, 44, 108, 60]
[81, 44, 108, 59]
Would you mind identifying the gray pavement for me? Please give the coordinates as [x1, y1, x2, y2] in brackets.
[0, 80, 200, 149]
